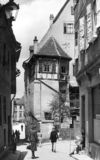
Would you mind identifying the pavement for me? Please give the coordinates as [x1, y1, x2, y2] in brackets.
[71, 154, 93, 160]
[0, 150, 21, 160]
[17, 140, 75, 160]
[1, 140, 94, 160]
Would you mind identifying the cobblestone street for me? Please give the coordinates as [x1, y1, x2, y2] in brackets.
[17, 140, 75, 160]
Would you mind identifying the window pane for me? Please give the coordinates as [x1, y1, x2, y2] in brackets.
[66, 23, 74, 34]
[61, 66, 66, 73]
[64, 23, 67, 34]
[44, 112, 52, 120]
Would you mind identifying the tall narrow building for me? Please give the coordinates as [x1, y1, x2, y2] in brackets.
[23, 37, 71, 139]
[0, 1, 21, 157]
[74, 0, 100, 159]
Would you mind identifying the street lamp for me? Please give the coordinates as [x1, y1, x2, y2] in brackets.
[4, 0, 19, 21]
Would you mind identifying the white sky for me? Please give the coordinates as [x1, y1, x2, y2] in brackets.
[0, 0, 67, 98]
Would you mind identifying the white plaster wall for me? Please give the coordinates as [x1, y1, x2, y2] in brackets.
[33, 79, 59, 120]
[38, 0, 74, 77]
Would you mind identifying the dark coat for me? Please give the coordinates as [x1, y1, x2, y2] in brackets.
[30, 129, 38, 151]
[50, 130, 58, 143]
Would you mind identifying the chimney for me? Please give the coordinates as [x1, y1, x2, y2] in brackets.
[33, 36, 38, 54]
[29, 45, 34, 56]
[49, 14, 54, 26]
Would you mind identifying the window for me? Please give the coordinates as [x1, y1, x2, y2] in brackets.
[39, 60, 56, 73]
[61, 66, 66, 73]
[44, 112, 52, 120]
[75, 31, 78, 46]
[63, 23, 74, 34]
[64, 23, 67, 34]
[21, 125, 23, 131]
[44, 64, 50, 72]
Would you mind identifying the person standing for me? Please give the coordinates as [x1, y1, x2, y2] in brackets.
[30, 125, 39, 159]
[50, 127, 58, 152]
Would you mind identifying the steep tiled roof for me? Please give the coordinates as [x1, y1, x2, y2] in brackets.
[36, 37, 72, 60]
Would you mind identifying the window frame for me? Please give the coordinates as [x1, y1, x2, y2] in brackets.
[63, 23, 74, 34]
[39, 60, 56, 73]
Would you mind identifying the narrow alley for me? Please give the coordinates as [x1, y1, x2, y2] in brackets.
[17, 140, 75, 160]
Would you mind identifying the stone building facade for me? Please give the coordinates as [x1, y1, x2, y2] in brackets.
[74, 0, 100, 159]
[23, 37, 71, 139]
[0, 1, 21, 156]
[38, 0, 79, 126]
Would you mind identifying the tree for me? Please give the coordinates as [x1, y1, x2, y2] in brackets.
[49, 93, 70, 124]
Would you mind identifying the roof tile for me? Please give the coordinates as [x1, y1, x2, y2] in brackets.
[36, 37, 71, 60]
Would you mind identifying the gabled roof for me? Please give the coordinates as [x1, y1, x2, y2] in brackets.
[36, 37, 72, 60]
[53, 0, 70, 23]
